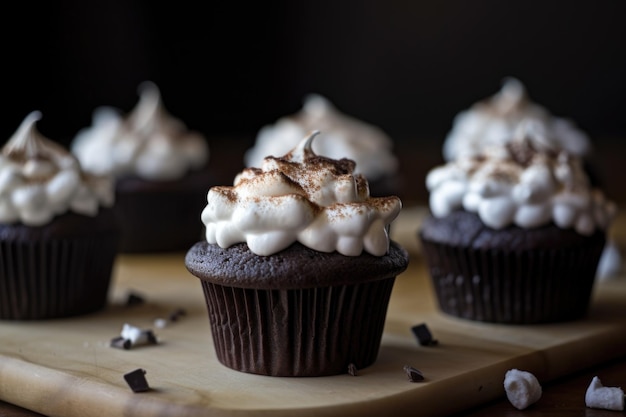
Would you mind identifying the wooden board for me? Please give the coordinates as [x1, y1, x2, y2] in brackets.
[0, 206, 625, 417]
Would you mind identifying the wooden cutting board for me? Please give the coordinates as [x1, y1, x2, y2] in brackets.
[1, 206, 625, 417]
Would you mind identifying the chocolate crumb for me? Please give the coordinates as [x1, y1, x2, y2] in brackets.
[124, 368, 150, 393]
[348, 363, 358, 376]
[110, 336, 131, 350]
[146, 330, 158, 345]
[411, 323, 438, 346]
[404, 365, 425, 382]
[168, 308, 187, 322]
[126, 292, 145, 307]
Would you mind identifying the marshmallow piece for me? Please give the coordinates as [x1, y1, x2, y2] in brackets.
[585, 376, 625, 411]
[120, 323, 157, 347]
[504, 369, 542, 410]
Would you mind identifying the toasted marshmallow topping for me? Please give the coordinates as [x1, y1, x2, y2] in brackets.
[443, 78, 590, 161]
[203, 131, 402, 256]
[0, 112, 114, 226]
[244, 94, 398, 181]
[427, 122, 616, 234]
[72, 81, 208, 181]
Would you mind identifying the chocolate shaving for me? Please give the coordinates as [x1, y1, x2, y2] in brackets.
[168, 308, 187, 322]
[124, 368, 150, 393]
[125, 292, 145, 307]
[110, 336, 132, 350]
[411, 323, 438, 346]
[403, 365, 425, 382]
[146, 330, 158, 345]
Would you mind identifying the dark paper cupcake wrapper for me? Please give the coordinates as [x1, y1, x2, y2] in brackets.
[420, 235, 605, 324]
[0, 234, 118, 320]
[200, 277, 396, 377]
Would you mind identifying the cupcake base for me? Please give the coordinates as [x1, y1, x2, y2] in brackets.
[419, 210, 606, 324]
[0, 209, 119, 320]
[185, 241, 409, 377]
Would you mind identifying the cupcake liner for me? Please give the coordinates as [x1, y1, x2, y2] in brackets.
[200, 277, 396, 377]
[420, 233, 605, 324]
[0, 233, 118, 320]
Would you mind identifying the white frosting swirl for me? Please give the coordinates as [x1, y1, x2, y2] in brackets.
[203, 131, 402, 256]
[71, 81, 209, 181]
[427, 122, 615, 234]
[0, 111, 115, 226]
[244, 94, 398, 181]
[443, 77, 591, 161]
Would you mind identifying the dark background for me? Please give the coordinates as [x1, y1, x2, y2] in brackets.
[3, 1, 625, 142]
[2, 1, 625, 201]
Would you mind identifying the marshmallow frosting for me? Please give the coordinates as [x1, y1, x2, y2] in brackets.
[443, 78, 590, 161]
[72, 81, 208, 181]
[244, 94, 398, 181]
[203, 131, 402, 256]
[0, 111, 114, 226]
[427, 122, 616, 234]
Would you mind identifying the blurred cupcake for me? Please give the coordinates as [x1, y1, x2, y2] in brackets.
[0, 112, 118, 320]
[186, 131, 409, 376]
[441, 77, 620, 279]
[244, 94, 401, 196]
[71, 81, 213, 253]
[419, 122, 616, 324]
[443, 77, 590, 162]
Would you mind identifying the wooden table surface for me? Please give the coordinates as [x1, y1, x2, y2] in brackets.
[3, 356, 626, 417]
[0, 205, 625, 417]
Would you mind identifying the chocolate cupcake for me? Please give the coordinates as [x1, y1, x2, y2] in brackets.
[244, 94, 402, 197]
[418, 123, 616, 324]
[71, 81, 213, 253]
[186, 131, 409, 376]
[0, 112, 118, 320]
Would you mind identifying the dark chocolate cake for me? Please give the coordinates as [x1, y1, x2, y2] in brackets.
[419, 210, 606, 324]
[0, 209, 119, 320]
[185, 241, 409, 376]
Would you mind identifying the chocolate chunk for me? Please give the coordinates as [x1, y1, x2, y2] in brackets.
[146, 330, 158, 345]
[411, 323, 438, 346]
[126, 292, 145, 307]
[348, 363, 358, 376]
[168, 308, 187, 322]
[403, 365, 425, 382]
[124, 368, 150, 392]
[110, 336, 131, 350]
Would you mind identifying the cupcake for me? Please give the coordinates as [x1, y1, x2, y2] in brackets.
[244, 94, 401, 196]
[0, 112, 118, 320]
[186, 131, 409, 377]
[442, 77, 621, 279]
[418, 122, 616, 324]
[71, 81, 213, 253]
